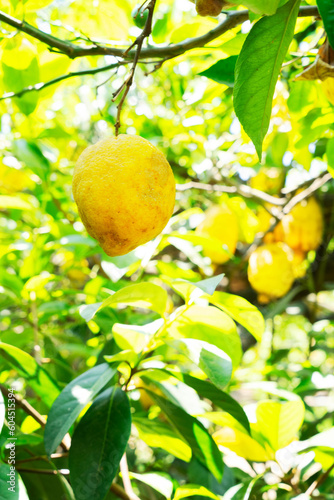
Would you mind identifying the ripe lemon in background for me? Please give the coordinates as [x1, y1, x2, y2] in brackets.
[248, 243, 294, 303]
[322, 78, 334, 105]
[72, 135, 175, 256]
[195, 204, 239, 264]
[275, 196, 323, 253]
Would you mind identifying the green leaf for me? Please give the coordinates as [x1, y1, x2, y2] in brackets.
[199, 56, 238, 87]
[0, 196, 34, 211]
[0, 343, 60, 407]
[316, 0, 334, 49]
[233, 0, 301, 159]
[167, 371, 250, 433]
[206, 291, 265, 341]
[133, 417, 192, 462]
[69, 387, 131, 500]
[326, 136, 334, 177]
[147, 391, 223, 481]
[235, 0, 281, 15]
[168, 305, 242, 367]
[0, 462, 30, 500]
[255, 399, 305, 451]
[170, 338, 232, 390]
[44, 363, 117, 455]
[13, 139, 50, 181]
[112, 319, 163, 353]
[80, 282, 168, 321]
[174, 485, 219, 500]
[172, 274, 224, 302]
[2, 39, 40, 116]
[0, 391, 4, 435]
[129, 472, 174, 499]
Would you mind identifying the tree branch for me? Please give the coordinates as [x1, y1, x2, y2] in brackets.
[305, 461, 334, 497]
[0, 385, 70, 452]
[176, 180, 287, 206]
[0, 61, 125, 101]
[16, 466, 134, 500]
[112, 0, 157, 136]
[0, 6, 319, 62]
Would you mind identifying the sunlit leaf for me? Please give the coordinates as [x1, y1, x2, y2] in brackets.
[133, 417, 192, 462]
[233, 0, 301, 159]
[0, 343, 59, 407]
[69, 387, 131, 500]
[44, 363, 117, 455]
[168, 305, 242, 367]
[147, 391, 223, 481]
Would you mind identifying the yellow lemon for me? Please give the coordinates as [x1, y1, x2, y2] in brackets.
[322, 78, 334, 105]
[195, 204, 239, 264]
[248, 243, 294, 302]
[277, 197, 323, 253]
[72, 135, 175, 256]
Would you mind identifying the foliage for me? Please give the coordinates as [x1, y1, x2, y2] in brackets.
[0, 1, 333, 500]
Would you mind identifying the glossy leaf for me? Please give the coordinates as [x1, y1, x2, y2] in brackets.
[233, 0, 301, 159]
[80, 282, 168, 321]
[174, 484, 219, 500]
[133, 417, 192, 462]
[170, 338, 232, 390]
[168, 371, 250, 433]
[0, 462, 30, 500]
[147, 391, 223, 481]
[207, 291, 265, 341]
[0, 343, 59, 407]
[129, 472, 174, 499]
[45, 363, 117, 455]
[255, 399, 305, 451]
[316, 0, 334, 49]
[199, 56, 238, 87]
[69, 387, 131, 500]
[168, 305, 242, 367]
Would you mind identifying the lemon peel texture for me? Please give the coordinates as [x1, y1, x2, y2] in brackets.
[72, 134, 175, 256]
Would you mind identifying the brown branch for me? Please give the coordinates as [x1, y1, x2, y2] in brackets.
[16, 466, 134, 500]
[0, 6, 319, 62]
[305, 461, 334, 496]
[120, 454, 141, 500]
[176, 181, 287, 206]
[112, 0, 156, 136]
[0, 385, 70, 452]
[281, 172, 332, 214]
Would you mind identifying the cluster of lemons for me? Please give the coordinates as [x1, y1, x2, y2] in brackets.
[196, 172, 324, 303]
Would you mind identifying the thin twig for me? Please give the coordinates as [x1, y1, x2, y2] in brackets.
[305, 461, 334, 496]
[176, 181, 286, 206]
[0, 61, 127, 101]
[112, 0, 157, 136]
[16, 466, 134, 500]
[0, 6, 319, 61]
[120, 454, 141, 500]
[0, 385, 70, 452]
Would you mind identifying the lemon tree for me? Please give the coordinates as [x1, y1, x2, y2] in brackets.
[0, 1, 334, 500]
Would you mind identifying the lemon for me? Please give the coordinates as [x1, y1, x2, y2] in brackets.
[322, 78, 334, 105]
[276, 196, 323, 253]
[195, 0, 224, 16]
[72, 135, 175, 256]
[248, 243, 294, 302]
[195, 204, 238, 264]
